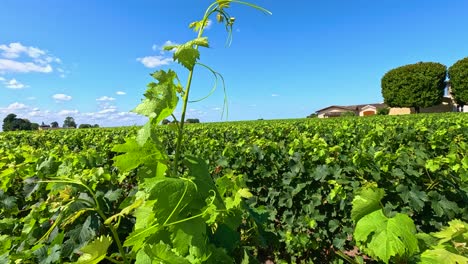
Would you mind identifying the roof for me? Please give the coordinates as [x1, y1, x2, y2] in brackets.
[316, 103, 387, 113]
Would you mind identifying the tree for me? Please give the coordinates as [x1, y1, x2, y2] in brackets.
[51, 121, 59, 128]
[186, 118, 200, 123]
[2, 114, 34, 131]
[381, 62, 447, 113]
[448, 57, 468, 111]
[2, 113, 17, 131]
[377, 107, 390, 115]
[63, 116, 77, 128]
[31, 123, 39, 130]
[93, 124, 99, 128]
[79, 124, 92, 129]
[162, 119, 170, 125]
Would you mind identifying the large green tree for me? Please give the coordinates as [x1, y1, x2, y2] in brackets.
[381, 62, 447, 113]
[63, 116, 77, 128]
[2, 113, 34, 131]
[448, 57, 468, 111]
[2, 113, 17, 131]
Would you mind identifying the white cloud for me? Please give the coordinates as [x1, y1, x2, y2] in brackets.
[4, 78, 28, 89]
[0, 102, 28, 116]
[96, 96, 115, 101]
[152, 44, 157, 51]
[0, 42, 61, 75]
[212, 107, 222, 111]
[58, 109, 79, 116]
[0, 59, 53, 73]
[98, 108, 117, 114]
[0, 42, 46, 59]
[271, 94, 280, 97]
[116, 91, 126, 95]
[26, 96, 36, 100]
[5, 102, 27, 110]
[53, 93, 72, 101]
[137, 56, 172, 68]
[0, 77, 4, 81]
[28, 111, 42, 117]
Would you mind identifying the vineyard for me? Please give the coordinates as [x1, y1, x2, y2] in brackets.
[1, 114, 467, 263]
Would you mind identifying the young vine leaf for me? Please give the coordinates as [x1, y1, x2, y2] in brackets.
[164, 37, 209, 70]
[74, 235, 112, 264]
[419, 247, 468, 264]
[354, 210, 419, 263]
[431, 219, 468, 244]
[351, 185, 384, 222]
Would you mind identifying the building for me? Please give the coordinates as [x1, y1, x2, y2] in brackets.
[316, 103, 387, 118]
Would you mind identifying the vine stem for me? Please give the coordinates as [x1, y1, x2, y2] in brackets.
[173, 69, 195, 176]
[172, 9, 215, 175]
[96, 208, 128, 264]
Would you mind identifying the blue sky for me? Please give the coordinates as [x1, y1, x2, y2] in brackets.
[1, 0, 468, 127]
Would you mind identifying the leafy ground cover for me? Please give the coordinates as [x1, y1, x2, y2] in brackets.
[0, 113, 467, 263]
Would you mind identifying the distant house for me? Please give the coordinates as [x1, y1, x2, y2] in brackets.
[316, 103, 387, 118]
[38, 124, 51, 130]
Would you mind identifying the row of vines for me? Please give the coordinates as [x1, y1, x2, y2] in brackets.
[1, 1, 467, 262]
[1, 114, 467, 263]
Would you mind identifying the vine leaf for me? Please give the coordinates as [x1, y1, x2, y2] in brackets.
[104, 198, 144, 226]
[144, 242, 191, 264]
[351, 186, 384, 222]
[123, 224, 160, 252]
[112, 139, 167, 172]
[354, 210, 419, 263]
[74, 235, 112, 264]
[133, 69, 179, 145]
[431, 219, 468, 244]
[148, 178, 197, 224]
[170, 217, 209, 260]
[184, 155, 225, 209]
[164, 37, 209, 70]
[217, 0, 231, 9]
[419, 247, 468, 264]
[188, 20, 212, 32]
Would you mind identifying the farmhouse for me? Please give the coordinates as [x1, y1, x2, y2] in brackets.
[316, 103, 387, 118]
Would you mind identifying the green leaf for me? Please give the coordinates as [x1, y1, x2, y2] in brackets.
[354, 210, 419, 263]
[184, 155, 225, 209]
[74, 235, 112, 264]
[431, 219, 468, 244]
[396, 185, 428, 212]
[40, 244, 61, 264]
[104, 198, 144, 225]
[419, 248, 468, 264]
[148, 178, 197, 224]
[170, 217, 208, 259]
[132, 69, 179, 145]
[123, 224, 160, 251]
[144, 242, 190, 264]
[167, 37, 209, 70]
[112, 138, 167, 172]
[351, 186, 385, 222]
[104, 188, 123, 202]
[188, 19, 212, 32]
[237, 188, 253, 198]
